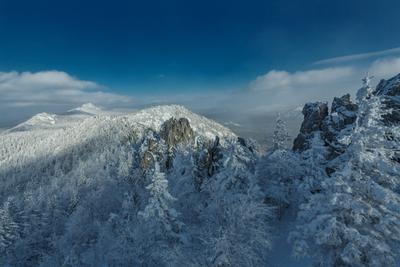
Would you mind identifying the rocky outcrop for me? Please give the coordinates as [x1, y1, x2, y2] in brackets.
[194, 136, 224, 191]
[237, 137, 258, 153]
[293, 95, 359, 172]
[330, 94, 358, 127]
[160, 117, 194, 147]
[322, 94, 358, 160]
[139, 132, 160, 172]
[373, 74, 400, 125]
[291, 73, 400, 178]
[160, 117, 194, 169]
[293, 102, 329, 151]
[293, 95, 358, 154]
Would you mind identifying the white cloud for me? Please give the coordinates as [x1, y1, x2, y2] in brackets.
[250, 67, 355, 91]
[314, 46, 400, 65]
[0, 70, 134, 108]
[0, 70, 137, 126]
[3, 54, 400, 129]
[369, 57, 400, 78]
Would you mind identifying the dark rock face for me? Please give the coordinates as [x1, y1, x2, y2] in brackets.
[292, 134, 307, 152]
[322, 94, 358, 160]
[160, 117, 194, 169]
[374, 74, 400, 97]
[331, 94, 358, 126]
[140, 134, 159, 172]
[293, 95, 358, 160]
[300, 102, 329, 134]
[373, 75, 400, 125]
[293, 102, 329, 151]
[160, 117, 194, 147]
[237, 137, 257, 153]
[194, 136, 224, 191]
[331, 94, 358, 112]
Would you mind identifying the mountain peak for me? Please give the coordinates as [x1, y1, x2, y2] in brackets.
[67, 102, 102, 115]
[9, 112, 57, 132]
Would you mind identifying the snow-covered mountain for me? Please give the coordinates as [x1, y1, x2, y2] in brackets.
[9, 112, 58, 132]
[8, 103, 104, 133]
[0, 103, 269, 266]
[1, 73, 400, 266]
[66, 102, 103, 115]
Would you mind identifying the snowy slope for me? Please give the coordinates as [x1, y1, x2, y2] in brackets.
[0, 104, 235, 173]
[9, 112, 57, 132]
[66, 102, 103, 115]
[0, 103, 270, 267]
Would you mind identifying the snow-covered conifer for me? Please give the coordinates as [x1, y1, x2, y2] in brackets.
[139, 161, 182, 235]
[0, 200, 18, 251]
[290, 79, 400, 267]
[272, 113, 290, 151]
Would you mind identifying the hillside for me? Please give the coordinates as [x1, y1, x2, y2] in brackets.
[0, 104, 269, 267]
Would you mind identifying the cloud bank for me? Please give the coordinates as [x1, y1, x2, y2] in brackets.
[215, 55, 400, 120]
[369, 57, 400, 78]
[2, 53, 400, 129]
[0, 71, 135, 126]
[0, 71, 134, 108]
[250, 67, 355, 92]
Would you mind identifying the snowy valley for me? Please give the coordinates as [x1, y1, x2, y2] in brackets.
[0, 74, 400, 267]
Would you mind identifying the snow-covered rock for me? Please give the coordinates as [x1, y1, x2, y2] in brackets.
[287, 73, 400, 267]
[373, 74, 400, 125]
[293, 101, 328, 151]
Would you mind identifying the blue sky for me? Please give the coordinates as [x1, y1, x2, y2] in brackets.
[2, 0, 400, 126]
[2, 0, 400, 92]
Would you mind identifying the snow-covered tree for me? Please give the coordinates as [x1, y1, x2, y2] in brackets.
[195, 138, 274, 266]
[0, 200, 18, 251]
[139, 162, 182, 235]
[356, 72, 374, 102]
[272, 114, 290, 151]
[193, 136, 224, 191]
[201, 180, 273, 267]
[290, 84, 400, 266]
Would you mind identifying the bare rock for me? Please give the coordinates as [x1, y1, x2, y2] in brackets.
[160, 117, 194, 147]
[293, 102, 328, 151]
[374, 75, 400, 125]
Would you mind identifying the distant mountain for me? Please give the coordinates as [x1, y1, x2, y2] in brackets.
[8, 112, 57, 132]
[8, 103, 109, 133]
[65, 102, 103, 115]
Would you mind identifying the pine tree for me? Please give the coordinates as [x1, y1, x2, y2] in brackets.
[138, 162, 182, 235]
[272, 114, 290, 151]
[0, 200, 18, 251]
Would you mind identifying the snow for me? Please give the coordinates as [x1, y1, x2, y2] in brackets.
[0, 104, 235, 174]
[0, 103, 272, 266]
[1, 72, 400, 266]
[66, 102, 103, 115]
[9, 112, 57, 132]
[375, 73, 400, 96]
